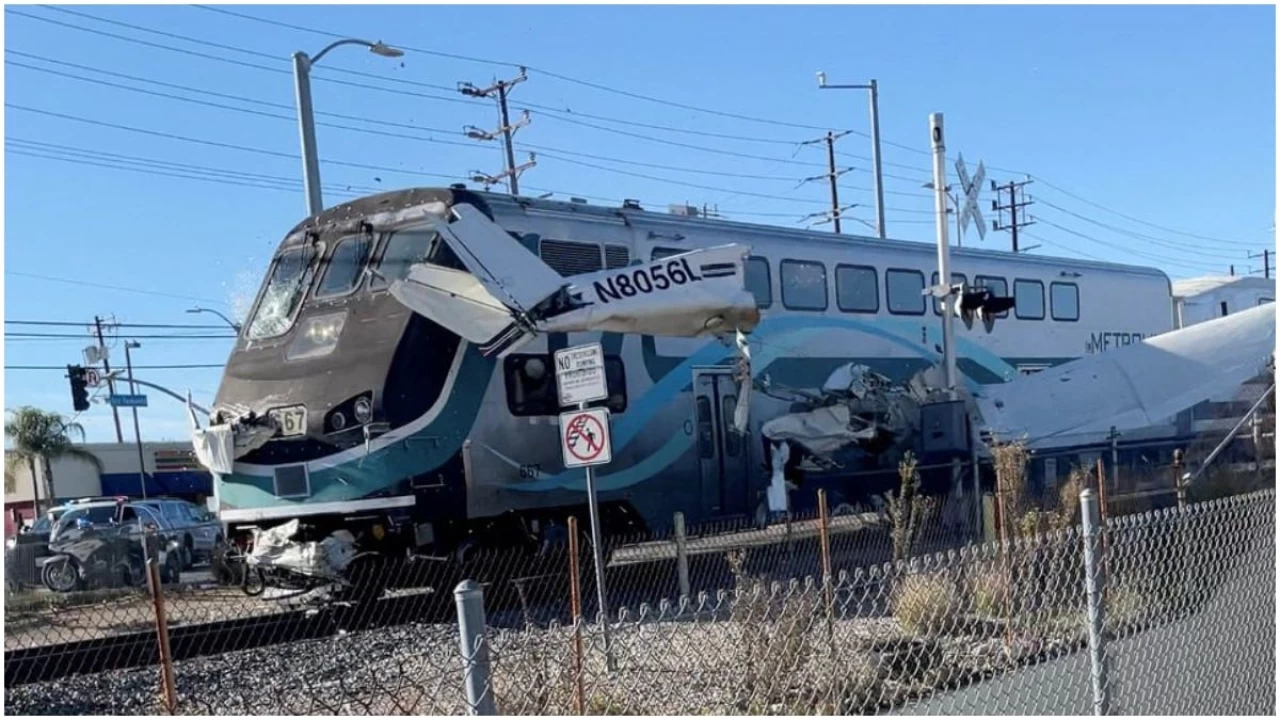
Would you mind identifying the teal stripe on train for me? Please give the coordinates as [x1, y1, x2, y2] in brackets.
[218, 314, 1033, 509]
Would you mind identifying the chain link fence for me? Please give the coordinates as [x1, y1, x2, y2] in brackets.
[4, 455, 1274, 715]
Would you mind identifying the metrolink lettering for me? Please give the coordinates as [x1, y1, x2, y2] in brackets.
[1087, 331, 1145, 354]
[593, 258, 705, 303]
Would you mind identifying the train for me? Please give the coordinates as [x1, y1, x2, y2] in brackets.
[201, 185, 1178, 582]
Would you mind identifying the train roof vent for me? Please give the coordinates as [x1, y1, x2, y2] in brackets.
[450, 183, 467, 190]
[569, 197, 588, 204]
[540, 239, 604, 277]
[622, 199, 643, 211]
[668, 204, 700, 217]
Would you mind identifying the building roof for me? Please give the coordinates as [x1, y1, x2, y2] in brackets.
[1172, 274, 1275, 299]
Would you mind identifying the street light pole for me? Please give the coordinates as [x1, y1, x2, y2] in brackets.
[817, 73, 887, 239]
[186, 306, 242, 333]
[124, 341, 148, 500]
[291, 39, 404, 217]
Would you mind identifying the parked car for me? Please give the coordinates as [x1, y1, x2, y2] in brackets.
[134, 497, 224, 569]
[40, 497, 184, 592]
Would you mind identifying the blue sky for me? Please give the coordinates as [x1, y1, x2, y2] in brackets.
[4, 3, 1275, 442]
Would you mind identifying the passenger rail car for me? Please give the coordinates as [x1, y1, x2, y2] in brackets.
[211, 187, 1174, 563]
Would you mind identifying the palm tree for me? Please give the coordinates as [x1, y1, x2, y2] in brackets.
[4, 406, 102, 515]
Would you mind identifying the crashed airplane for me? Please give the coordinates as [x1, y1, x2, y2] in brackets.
[191, 185, 1271, 594]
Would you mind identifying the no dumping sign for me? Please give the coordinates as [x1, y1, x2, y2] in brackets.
[559, 407, 613, 469]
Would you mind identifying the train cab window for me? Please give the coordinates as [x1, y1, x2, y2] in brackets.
[1014, 279, 1046, 320]
[886, 269, 926, 315]
[930, 271, 967, 315]
[974, 275, 1010, 318]
[835, 264, 879, 313]
[504, 354, 627, 416]
[780, 259, 828, 311]
[541, 239, 604, 276]
[369, 231, 435, 290]
[315, 233, 373, 299]
[1050, 282, 1080, 321]
[246, 244, 321, 340]
[745, 256, 772, 309]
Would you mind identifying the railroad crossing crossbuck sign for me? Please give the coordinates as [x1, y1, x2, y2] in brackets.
[955, 153, 988, 241]
[559, 407, 613, 469]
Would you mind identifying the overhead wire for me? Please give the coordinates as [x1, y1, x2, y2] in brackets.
[7, 271, 228, 306]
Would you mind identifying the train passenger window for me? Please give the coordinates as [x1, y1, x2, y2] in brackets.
[315, 234, 373, 299]
[246, 244, 321, 340]
[541, 239, 603, 276]
[369, 231, 435, 290]
[974, 275, 1010, 318]
[886, 269, 926, 315]
[836, 264, 879, 314]
[722, 396, 741, 457]
[780, 259, 828, 311]
[745, 256, 772, 309]
[1050, 282, 1080, 321]
[605, 245, 631, 270]
[504, 354, 627, 416]
[930, 271, 967, 315]
[652, 247, 685, 261]
[1014, 280, 1045, 320]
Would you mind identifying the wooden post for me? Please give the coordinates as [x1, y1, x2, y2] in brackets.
[146, 558, 177, 714]
[1094, 458, 1110, 594]
[567, 516, 585, 716]
[816, 489, 837, 711]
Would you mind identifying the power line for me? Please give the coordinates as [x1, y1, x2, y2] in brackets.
[6, 320, 231, 329]
[1033, 196, 1255, 259]
[6, 332, 236, 340]
[6, 364, 225, 370]
[7, 270, 227, 305]
[1034, 219, 1224, 272]
[1031, 176, 1261, 248]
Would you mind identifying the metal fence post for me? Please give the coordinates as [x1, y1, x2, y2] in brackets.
[146, 556, 177, 714]
[673, 511, 691, 601]
[1079, 488, 1110, 716]
[455, 579, 496, 715]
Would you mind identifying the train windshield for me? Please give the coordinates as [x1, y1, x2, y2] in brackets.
[246, 244, 320, 340]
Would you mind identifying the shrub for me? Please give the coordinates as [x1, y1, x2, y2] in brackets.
[891, 572, 960, 636]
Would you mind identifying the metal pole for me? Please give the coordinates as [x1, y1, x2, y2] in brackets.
[124, 342, 148, 500]
[1079, 488, 1111, 716]
[673, 511, 691, 601]
[497, 83, 520, 196]
[454, 579, 496, 715]
[929, 112, 959, 398]
[580, 401, 615, 670]
[868, 79, 886, 239]
[95, 316, 125, 443]
[292, 51, 323, 217]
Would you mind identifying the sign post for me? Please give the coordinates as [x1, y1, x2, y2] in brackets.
[554, 343, 616, 669]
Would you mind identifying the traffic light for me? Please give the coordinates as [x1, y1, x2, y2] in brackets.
[957, 288, 1016, 333]
[67, 365, 90, 412]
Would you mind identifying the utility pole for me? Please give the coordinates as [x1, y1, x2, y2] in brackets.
[124, 341, 148, 499]
[799, 130, 855, 233]
[460, 68, 535, 195]
[94, 315, 124, 443]
[992, 178, 1035, 253]
[1248, 249, 1271, 279]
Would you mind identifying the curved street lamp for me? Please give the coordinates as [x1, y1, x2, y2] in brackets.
[293, 39, 404, 216]
[186, 306, 242, 333]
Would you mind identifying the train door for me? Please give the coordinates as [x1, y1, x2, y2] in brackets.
[693, 368, 750, 519]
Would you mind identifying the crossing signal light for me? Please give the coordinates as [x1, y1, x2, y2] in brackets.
[67, 365, 90, 412]
[956, 287, 1016, 333]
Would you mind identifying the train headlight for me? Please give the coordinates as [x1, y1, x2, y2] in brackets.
[330, 411, 347, 432]
[287, 312, 347, 361]
[353, 396, 373, 424]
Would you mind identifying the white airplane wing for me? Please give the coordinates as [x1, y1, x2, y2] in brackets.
[976, 302, 1275, 449]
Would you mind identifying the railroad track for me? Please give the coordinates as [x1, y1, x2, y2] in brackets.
[4, 589, 455, 687]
